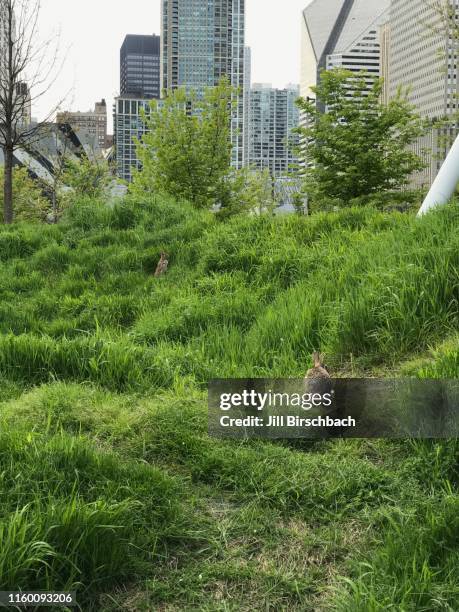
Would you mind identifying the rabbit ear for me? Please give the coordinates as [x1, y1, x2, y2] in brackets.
[312, 351, 321, 367]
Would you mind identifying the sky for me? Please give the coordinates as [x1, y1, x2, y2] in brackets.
[34, 0, 307, 131]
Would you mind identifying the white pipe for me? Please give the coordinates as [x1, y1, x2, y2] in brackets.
[418, 132, 459, 216]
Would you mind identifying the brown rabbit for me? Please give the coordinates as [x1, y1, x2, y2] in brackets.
[305, 352, 333, 420]
[154, 252, 169, 277]
[305, 352, 330, 380]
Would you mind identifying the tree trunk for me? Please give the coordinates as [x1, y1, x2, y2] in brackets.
[3, 147, 14, 224]
[52, 187, 57, 221]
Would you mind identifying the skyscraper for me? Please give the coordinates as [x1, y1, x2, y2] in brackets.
[0, 2, 26, 127]
[243, 46, 251, 166]
[120, 35, 161, 100]
[113, 96, 152, 182]
[379, 20, 391, 106]
[0, 8, 5, 68]
[389, 1, 449, 119]
[0, 2, 12, 72]
[388, 0, 459, 187]
[115, 35, 160, 183]
[161, 0, 245, 168]
[248, 83, 300, 177]
[301, 0, 390, 104]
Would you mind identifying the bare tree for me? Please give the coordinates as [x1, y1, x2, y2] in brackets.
[0, 0, 66, 223]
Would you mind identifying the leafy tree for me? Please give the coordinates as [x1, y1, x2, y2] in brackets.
[296, 69, 427, 210]
[292, 191, 307, 216]
[242, 168, 279, 216]
[0, 165, 50, 222]
[62, 155, 112, 200]
[132, 77, 235, 209]
[215, 167, 279, 220]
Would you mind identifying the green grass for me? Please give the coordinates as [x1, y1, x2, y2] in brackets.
[0, 426, 195, 606]
[0, 195, 458, 609]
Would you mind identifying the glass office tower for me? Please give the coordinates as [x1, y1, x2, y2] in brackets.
[161, 0, 245, 168]
[120, 34, 161, 100]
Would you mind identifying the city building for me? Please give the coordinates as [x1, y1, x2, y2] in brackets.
[0, 6, 31, 128]
[0, 6, 7, 75]
[243, 46, 251, 166]
[0, 2, 13, 69]
[248, 83, 300, 177]
[388, 0, 459, 188]
[115, 35, 161, 183]
[379, 20, 391, 105]
[161, 0, 246, 168]
[56, 100, 108, 151]
[301, 0, 390, 105]
[389, 1, 449, 120]
[120, 34, 161, 100]
[113, 95, 152, 182]
[16, 82, 32, 126]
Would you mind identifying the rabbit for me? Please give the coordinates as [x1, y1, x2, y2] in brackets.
[154, 252, 169, 277]
[305, 352, 330, 380]
[304, 352, 336, 430]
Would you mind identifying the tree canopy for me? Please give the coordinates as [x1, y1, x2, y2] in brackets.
[296, 69, 427, 210]
[132, 77, 235, 210]
[0, 165, 49, 222]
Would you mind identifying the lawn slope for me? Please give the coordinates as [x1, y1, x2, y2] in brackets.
[0, 196, 458, 610]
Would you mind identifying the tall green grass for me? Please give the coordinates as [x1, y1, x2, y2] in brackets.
[1, 198, 459, 384]
[0, 427, 194, 609]
[333, 495, 459, 611]
[1, 382, 457, 610]
[1, 196, 458, 609]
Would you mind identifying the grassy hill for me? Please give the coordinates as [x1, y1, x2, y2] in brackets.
[0, 196, 458, 610]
